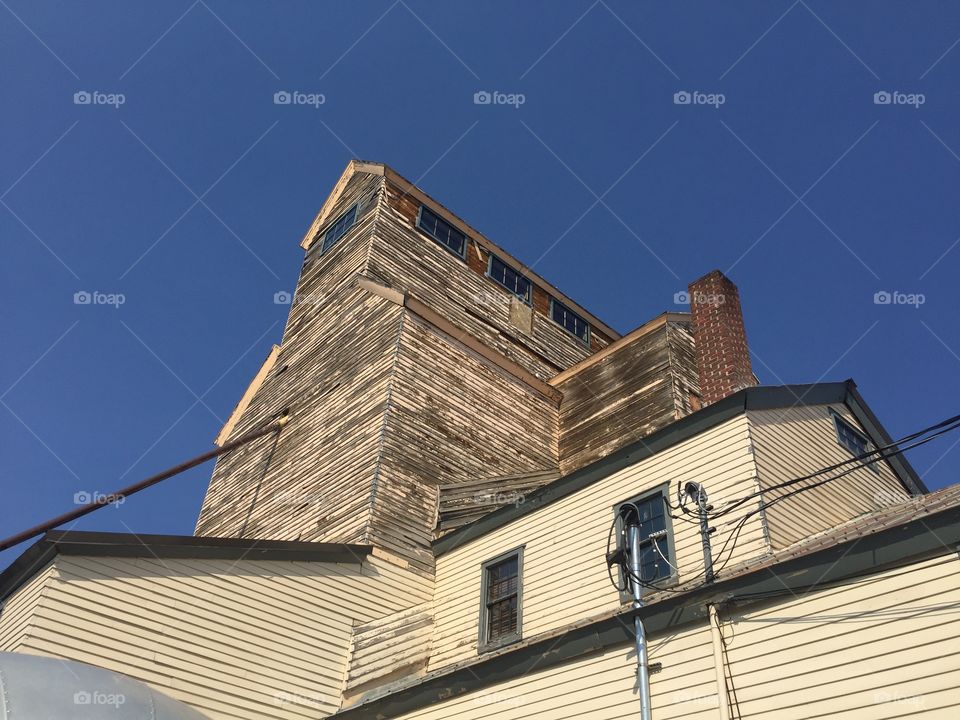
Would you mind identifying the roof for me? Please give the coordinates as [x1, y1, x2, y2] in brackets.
[334, 480, 959, 719]
[298, 159, 622, 341]
[433, 380, 927, 555]
[0, 651, 210, 719]
[0, 530, 371, 603]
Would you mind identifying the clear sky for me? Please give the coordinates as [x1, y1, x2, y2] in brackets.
[2, 1, 959, 570]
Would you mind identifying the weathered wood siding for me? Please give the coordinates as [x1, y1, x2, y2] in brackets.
[0, 553, 430, 720]
[748, 404, 912, 550]
[667, 318, 701, 415]
[196, 284, 404, 550]
[426, 415, 765, 671]
[369, 309, 560, 573]
[344, 601, 434, 699]
[437, 469, 559, 533]
[367, 178, 608, 380]
[555, 318, 698, 475]
[391, 623, 720, 720]
[0, 561, 57, 652]
[723, 553, 960, 718]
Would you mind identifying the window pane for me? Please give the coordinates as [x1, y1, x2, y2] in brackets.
[486, 556, 518, 601]
[551, 300, 589, 341]
[418, 206, 465, 256]
[322, 205, 357, 253]
[488, 596, 518, 640]
[489, 256, 531, 301]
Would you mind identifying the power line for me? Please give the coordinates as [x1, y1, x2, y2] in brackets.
[0, 417, 289, 553]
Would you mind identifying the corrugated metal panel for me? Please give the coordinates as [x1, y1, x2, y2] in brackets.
[0, 554, 431, 720]
[724, 554, 960, 719]
[748, 404, 912, 549]
[426, 415, 765, 672]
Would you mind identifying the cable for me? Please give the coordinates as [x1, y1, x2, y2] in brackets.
[707, 412, 960, 521]
[710, 419, 960, 576]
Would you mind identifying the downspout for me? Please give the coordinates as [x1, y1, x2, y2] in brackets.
[628, 525, 653, 720]
[709, 604, 732, 720]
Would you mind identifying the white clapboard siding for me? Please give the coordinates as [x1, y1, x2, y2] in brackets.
[393, 623, 718, 720]
[1, 553, 431, 720]
[748, 404, 912, 549]
[0, 561, 58, 652]
[427, 415, 765, 671]
[722, 554, 960, 719]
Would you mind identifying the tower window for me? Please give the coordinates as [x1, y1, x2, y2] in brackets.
[416, 205, 466, 258]
[613, 488, 675, 599]
[550, 299, 590, 343]
[478, 547, 523, 651]
[321, 204, 358, 254]
[487, 255, 531, 303]
[832, 412, 879, 472]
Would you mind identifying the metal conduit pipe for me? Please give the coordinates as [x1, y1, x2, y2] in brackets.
[628, 524, 653, 720]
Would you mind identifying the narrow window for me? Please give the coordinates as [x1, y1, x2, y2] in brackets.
[832, 412, 878, 472]
[550, 299, 590, 343]
[479, 548, 523, 650]
[321, 204, 358, 254]
[487, 255, 532, 303]
[416, 205, 466, 258]
[613, 489, 675, 598]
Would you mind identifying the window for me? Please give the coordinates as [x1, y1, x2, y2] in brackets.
[320, 204, 358, 254]
[613, 489, 675, 598]
[550, 299, 590, 343]
[479, 547, 523, 650]
[832, 412, 878, 472]
[416, 205, 466, 257]
[487, 255, 532, 303]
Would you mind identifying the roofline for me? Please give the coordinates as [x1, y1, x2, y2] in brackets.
[433, 380, 924, 556]
[337, 494, 960, 718]
[549, 312, 691, 386]
[0, 530, 372, 602]
[299, 160, 622, 341]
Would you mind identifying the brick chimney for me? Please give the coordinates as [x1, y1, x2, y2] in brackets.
[688, 270, 755, 405]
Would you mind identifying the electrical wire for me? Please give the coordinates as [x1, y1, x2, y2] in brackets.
[607, 410, 960, 597]
[710, 418, 960, 576]
[706, 412, 960, 521]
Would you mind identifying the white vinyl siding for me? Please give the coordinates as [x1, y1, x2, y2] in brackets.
[724, 553, 960, 719]
[748, 404, 911, 549]
[0, 553, 430, 720]
[0, 561, 57, 652]
[428, 415, 765, 671]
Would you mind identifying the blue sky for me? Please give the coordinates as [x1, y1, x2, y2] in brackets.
[2, 1, 959, 570]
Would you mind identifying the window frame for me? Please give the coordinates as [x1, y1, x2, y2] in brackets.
[612, 484, 677, 603]
[486, 254, 532, 305]
[319, 202, 360, 255]
[830, 409, 879, 474]
[477, 546, 524, 653]
[416, 204, 467, 260]
[549, 298, 591, 345]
